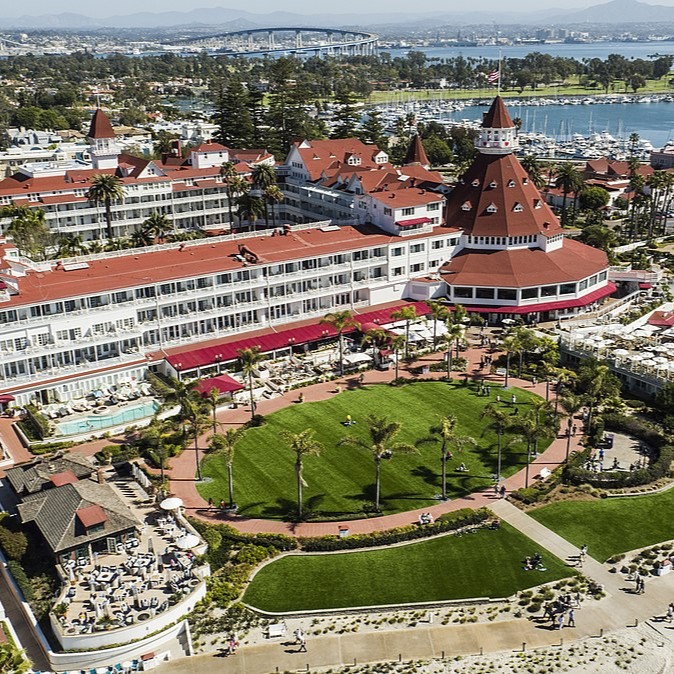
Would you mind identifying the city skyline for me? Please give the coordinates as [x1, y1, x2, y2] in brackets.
[4, 0, 674, 19]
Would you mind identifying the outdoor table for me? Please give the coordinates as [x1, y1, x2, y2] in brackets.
[137, 611, 151, 621]
[97, 572, 113, 584]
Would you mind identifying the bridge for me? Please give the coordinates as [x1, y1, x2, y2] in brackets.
[182, 27, 378, 58]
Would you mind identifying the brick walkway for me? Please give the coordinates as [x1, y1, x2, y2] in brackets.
[160, 332, 583, 537]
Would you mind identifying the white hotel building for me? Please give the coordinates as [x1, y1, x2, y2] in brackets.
[0, 98, 613, 410]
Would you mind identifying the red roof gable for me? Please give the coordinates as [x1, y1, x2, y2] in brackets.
[76, 504, 107, 528]
[482, 96, 514, 129]
[403, 135, 430, 168]
[49, 470, 78, 487]
[195, 373, 244, 396]
[88, 109, 116, 140]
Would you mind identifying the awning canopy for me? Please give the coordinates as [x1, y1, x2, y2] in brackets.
[0, 394, 15, 403]
[639, 282, 652, 289]
[166, 301, 431, 372]
[194, 373, 244, 396]
[396, 217, 432, 228]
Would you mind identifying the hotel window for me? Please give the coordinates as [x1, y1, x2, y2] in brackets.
[410, 243, 425, 253]
[475, 288, 494, 299]
[523, 177, 529, 185]
[541, 285, 558, 297]
[402, 207, 415, 216]
[392, 246, 404, 257]
[462, 201, 472, 211]
[472, 179, 480, 187]
[497, 289, 516, 301]
[599, 271, 608, 281]
[428, 202, 440, 211]
[384, 207, 392, 215]
[454, 287, 473, 298]
[392, 267, 405, 276]
[521, 288, 538, 299]
[489, 181, 498, 188]
[411, 263, 424, 273]
[432, 240, 444, 249]
[589, 275, 598, 286]
[560, 283, 576, 295]
[579, 279, 588, 291]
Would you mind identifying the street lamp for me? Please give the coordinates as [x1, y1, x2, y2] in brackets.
[176, 362, 182, 381]
[565, 417, 573, 464]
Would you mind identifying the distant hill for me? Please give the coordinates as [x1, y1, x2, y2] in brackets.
[551, 0, 674, 23]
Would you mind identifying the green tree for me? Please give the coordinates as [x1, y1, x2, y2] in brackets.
[390, 305, 418, 360]
[426, 300, 449, 348]
[209, 427, 246, 508]
[87, 173, 125, 241]
[422, 134, 453, 166]
[238, 346, 263, 420]
[520, 155, 546, 189]
[331, 90, 360, 139]
[320, 309, 360, 375]
[339, 415, 417, 512]
[0, 641, 30, 674]
[359, 109, 388, 149]
[282, 428, 323, 519]
[211, 74, 254, 147]
[441, 322, 465, 379]
[251, 163, 277, 229]
[141, 211, 172, 242]
[236, 193, 265, 232]
[264, 185, 284, 229]
[481, 403, 512, 482]
[2, 206, 52, 261]
[554, 163, 584, 227]
[55, 233, 86, 258]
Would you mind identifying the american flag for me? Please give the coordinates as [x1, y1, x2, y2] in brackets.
[487, 70, 500, 84]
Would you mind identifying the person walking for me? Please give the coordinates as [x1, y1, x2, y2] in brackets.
[556, 613, 564, 630]
[567, 609, 575, 628]
[667, 603, 674, 623]
[298, 634, 307, 652]
[580, 544, 587, 561]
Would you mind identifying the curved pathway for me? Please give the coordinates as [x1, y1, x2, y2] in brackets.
[161, 331, 584, 536]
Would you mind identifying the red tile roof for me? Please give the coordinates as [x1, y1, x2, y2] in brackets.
[441, 238, 608, 288]
[404, 135, 430, 168]
[481, 96, 514, 129]
[445, 152, 562, 238]
[88, 109, 116, 140]
[195, 373, 244, 396]
[648, 310, 674, 326]
[76, 504, 107, 528]
[49, 470, 79, 487]
[192, 142, 228, 152]
[293, 138, 387, 181]
[397, 217, 432, 227]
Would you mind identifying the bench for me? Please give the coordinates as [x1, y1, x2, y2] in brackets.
[267, 622, 286, 638]
[538, 467, 552, 480]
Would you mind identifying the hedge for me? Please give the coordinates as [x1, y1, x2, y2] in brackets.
[298, 507, 491, 552]
[7, 560, 33, 601]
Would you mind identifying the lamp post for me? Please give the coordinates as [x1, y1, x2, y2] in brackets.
[176, 362, 182, 381]
[565, 417, 573, 464]
[215, 354, 223, 374]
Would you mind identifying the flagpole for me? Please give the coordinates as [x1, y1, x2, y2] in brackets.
[497, 47, 502, 96]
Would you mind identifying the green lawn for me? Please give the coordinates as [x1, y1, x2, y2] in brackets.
[243, 522, 572, 612]
[199, 381, 550, 520]
[530, 488, 674, 562]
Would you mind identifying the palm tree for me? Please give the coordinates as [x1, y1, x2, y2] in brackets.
[320, 310, 360, 375]
[87, 173, 125, 241]
[390, 333, 407, 381]
[251, 163, 277, 229]
[339, 415, 417, 512]
[361, 326, 388, 362]
[206, 386, 221, 434]
[554, 163, 583, 227]
[512, 411, 539, 488]
[520, 155, 545, 189]
[426, 300, 449, 348]
[142, 211, 172, 243]
[530, 398, 558, 455]
[238, 346, 262, 420]
[481, 403, 511, 482]
[3, 206, 51, 261]
[130, 228, 154, 248]
[441, 322, 465, 380]
[500, 332, 522, 388]
[282, 428, 323, 519]
[220, 161, 239, 228]
[183, 396, 208, 482]
[236, 193, 265, 232]
[560, 392, 583, 463]
[209, 427, 246, 508]
[264, 185, 284, 229]
[55, 233, 86, 259]
[390, 305, 418, 360]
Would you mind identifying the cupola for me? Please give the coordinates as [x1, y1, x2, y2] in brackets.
[476, 96, 518, 155]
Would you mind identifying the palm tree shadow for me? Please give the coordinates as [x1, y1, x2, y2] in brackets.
[410, 464, 440, 489]
[233, 501, 266, 517]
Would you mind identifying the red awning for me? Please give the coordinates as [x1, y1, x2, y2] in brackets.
[0, 394, 15, 403]
[461, 282, 616, 315]
[195, 373, 244, 396]
[639, 282, 652, 289]
[396, 217, 432, 228]
[648, 310, 674, 327]
[166, 301, 431, 372]
[360, 321, 382, 332]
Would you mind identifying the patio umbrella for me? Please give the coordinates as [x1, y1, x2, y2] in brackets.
[613, 348, 629, 357]
[175, 534, 200, 550]
[160, 497, 183, 511]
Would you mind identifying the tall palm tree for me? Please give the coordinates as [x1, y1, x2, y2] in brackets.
[142, 211, 172, 243]
[520, 155, 545, 189]
[500, 332, 522, 388]
[209, 427, 246, 508]
[426, 300, 449, 348]
[390, 333, 407, 381]
[441, 322, 465, 380]
[390, 305, 418, 360]
[530, 398, 558, 455]
[560, 392, 583, 463]
[320, 310, 360, 375]
[238, 346, 262, 420]
[339, 415, 417, 512]
[251, 163, 277, 229]
[130, 228, 154, 248]
[282, 428, 323, 519]
[55, 233, 86, 259]
[481, 403, 511, 482]
[206, 386, 221, 434]
[183, 396, 208, 482]
[512, 410, 539, 489]
[87, 174, 125, 241]
[236, 193, 265, 232]
[220, 161, 239, 228]
[554, 163, 583, 227]
[264, 185, 284, 229]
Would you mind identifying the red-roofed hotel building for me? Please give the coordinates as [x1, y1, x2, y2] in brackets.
[0, 99, 612, 410]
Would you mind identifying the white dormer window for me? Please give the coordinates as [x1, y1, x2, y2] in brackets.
[523, 177, 529, 185]
[513, 203, 524, 213]
[534, 199, 542, 209]
[486, 203, 498, 213]
[508, 179, 516, 187]
[489, 180, 497, 188]
[471, 179, 480, 187]
[461, 201, 472, 211]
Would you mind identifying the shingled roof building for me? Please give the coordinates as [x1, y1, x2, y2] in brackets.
[5, 452, 95, 496]
[439, 97, 614, 321]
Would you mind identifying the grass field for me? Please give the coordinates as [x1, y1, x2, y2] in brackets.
[243, 522, 572, 612]
[199, 381, 550, 520]
[366, 75, 674, 105]
[530, 488, 674, 562]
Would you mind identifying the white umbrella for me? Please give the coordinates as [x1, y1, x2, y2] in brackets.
[160, 497, 183, 511]
[175, 534, 200, 550]
[613, 348, 629, 357]
[122, 662, 133, 673]
[653, 356, 669, 364]
[502, 318, 515, 325]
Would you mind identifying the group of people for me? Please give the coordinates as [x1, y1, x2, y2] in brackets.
[418, 512, 434, 525]
[543, 593, 580, 630]
[523, 552, 546, 571]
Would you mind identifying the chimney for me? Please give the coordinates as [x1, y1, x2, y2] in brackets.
[97, 468, 105, 484]
[170, 139, 182, 157]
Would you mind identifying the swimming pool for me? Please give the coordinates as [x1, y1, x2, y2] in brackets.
[56, 400, 160, 436]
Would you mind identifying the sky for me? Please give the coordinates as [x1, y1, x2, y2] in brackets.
[7, 0, 674, 18]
